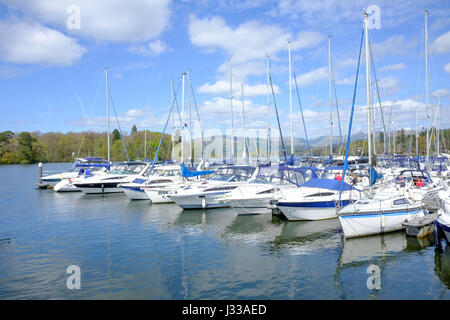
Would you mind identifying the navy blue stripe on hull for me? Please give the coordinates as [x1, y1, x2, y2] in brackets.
[277, 200, 350, 208]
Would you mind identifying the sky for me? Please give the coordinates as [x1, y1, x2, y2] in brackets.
[0, 0, 449, 141]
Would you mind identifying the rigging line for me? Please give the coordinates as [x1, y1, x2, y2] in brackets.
[189, 78, 205, 159]
[292, 66, 312, 159]
[330, 54, 343, 155]
[108, 91, 130, 161]
[172, 79, 184, 129]
[338, 25, 364, 206]
[268, 72, 287, 163]
[148, 97, 176, 176]
[368, 37, 387, 155]
[77, 72, 104, 156]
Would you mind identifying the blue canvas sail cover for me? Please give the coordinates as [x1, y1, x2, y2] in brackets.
[181, 163, 214, 178]
[369, 165, 378, 186]
[301, 178, 359, 191]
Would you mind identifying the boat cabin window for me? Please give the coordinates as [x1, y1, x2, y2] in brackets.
[203, 186, 237, 192]
[393, 198, 409, 206]
[305, 192, 335, 197]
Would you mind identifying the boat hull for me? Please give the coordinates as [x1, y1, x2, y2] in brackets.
[227, 197, 272, 215]
[74, 183, 124, 194]
[122, 186, 149, 200]
[53, 179, 81, 192]
[277, 200, 350, 221]
[170, 192, 230, 209]
[339, 208, 424, 238]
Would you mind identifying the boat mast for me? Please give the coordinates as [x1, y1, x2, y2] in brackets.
[415, 106, 419, 156]
[181, 72, 185, 164]
[171, 80, 175, 161]
[266, 55, 271, 160]
[288, 41, 294, 156]
[437, 95, 440, 155]
[425, 9, 430, 165]
[229, 58, 234, 161]
[144, 129, 147, 160]
[105, 67, 110, 163]
[188, 70, 193, 166]
[364, 12, 373, 165]
[328, 36, 333, 157]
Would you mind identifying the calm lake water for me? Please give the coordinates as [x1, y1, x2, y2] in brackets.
[0, 163, 449, 299]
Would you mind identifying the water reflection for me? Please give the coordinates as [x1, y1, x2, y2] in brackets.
[269, 219, 342, 255]
[339, 232, 407, 266]
[220, 214, 284, 245]
[434, 246, 450, 289]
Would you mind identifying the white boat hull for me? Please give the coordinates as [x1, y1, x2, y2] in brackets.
[339, 209, 424, 238]
[279, 205, 338, 221]
[53, 179, 80, 192]
[170, 192, 230, 209]
[144, 189, 175, 204]
[227, 197, 272, 215]
[122, 186, 149, 200]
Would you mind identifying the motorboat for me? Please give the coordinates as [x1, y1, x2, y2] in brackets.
[219, 166, 319, 215]
[168, 165, 258, 209]
[40, 157, 110, 189]
[72, 161, 150, 194]
[120, 165, 182, 200]
[274, 178, 362, 221]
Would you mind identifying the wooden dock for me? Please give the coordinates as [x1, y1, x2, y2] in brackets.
[402, 212, 437, 238]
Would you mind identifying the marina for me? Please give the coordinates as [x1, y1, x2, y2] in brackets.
[0, 159, 450, 299]
[0, 2, 450, 302]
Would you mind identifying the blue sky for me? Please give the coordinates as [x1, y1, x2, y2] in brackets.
[0, 0, 449, 140]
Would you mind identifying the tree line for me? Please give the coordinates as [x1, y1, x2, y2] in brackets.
[0, 126, 172, 164]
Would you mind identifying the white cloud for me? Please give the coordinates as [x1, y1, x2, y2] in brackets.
[296, 67, 328, 86]
[1, 0, 171, 43]
[432, 88, 450, 98]
[445, 63, 450, 74]
[371, 35, 413, 59]
[377, 77, 401, 95]
[337, 58, 356, 68]
[336, 76, 354, 85]
[379, 63, 406, 72]
[432, 31, 450, 54]
[0, 20, 85, 66]
[197, 96, 268, 128]
[197, 80, 279, 97]
[129, 40, 170, 57]
[188, 14, 324, 64]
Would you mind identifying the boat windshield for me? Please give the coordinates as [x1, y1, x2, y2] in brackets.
[208, 167, 255, 182]
[110, 163, 147, 175]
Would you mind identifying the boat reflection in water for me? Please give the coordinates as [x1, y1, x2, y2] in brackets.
[220, 214, 284, 245]
[435, 246, 450, 289]
[339, 231, 407, 266]
[270, 218, 342, 254]
[171, 208, 237, 236]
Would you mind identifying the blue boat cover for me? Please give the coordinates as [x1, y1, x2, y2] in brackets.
[301, 178, 358, 191]
[181, 163, 214, 178]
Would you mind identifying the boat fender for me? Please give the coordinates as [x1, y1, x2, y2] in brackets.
[433, 221, 442, 249]
[101, 184, 104, 194]
[202, 198, 206, 209]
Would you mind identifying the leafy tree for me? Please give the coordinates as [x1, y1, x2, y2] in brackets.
[17, 132, 38, 163]
[112, 129, 121, 141]
[131, 124, 137, 135]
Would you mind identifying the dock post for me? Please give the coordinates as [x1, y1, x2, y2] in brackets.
[38, 162, 43, 184]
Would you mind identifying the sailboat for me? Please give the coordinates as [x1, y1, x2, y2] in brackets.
[337, 12, 427, 238]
